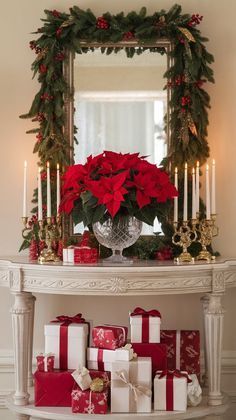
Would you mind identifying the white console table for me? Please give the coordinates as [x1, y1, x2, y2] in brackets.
[1, 256, 236, 420]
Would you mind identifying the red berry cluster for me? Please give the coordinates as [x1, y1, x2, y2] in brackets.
[167, 74, 185, 88]
[56, 28, 62, 38]
[29, 41, 42, 54]
[195, 79, 206, 88]
[28, 214, 38, 227]
[52, 9, 60, 18]
[39, 64, 47, 74]
[155, 246, 173, 261]
[36, 132, 43, 143]
[37, 113, 45, 122]
[96, 16, 109, 29]
[188, 14, 203, 27]
[181, 95, 191, 107]
[40, 93, 54, 101]
[123, 31, 135, 41]
[55, 52, 65, 61]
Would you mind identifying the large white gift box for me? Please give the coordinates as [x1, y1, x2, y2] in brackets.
[130, 307, 161, 343]
[154, 370, 188, 411]
[111, 357, 152, 413]
[44, 317, 88, 370]
[87, 347, 117, 371]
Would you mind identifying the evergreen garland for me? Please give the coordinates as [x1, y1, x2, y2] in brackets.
[20, 4, 214, 257]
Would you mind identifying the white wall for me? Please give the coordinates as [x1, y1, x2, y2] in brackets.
[1, 0, 236, 417]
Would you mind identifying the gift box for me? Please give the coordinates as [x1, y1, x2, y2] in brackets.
[36, 353, 55, 372]
[74, 246, 98, 264]
[154, 370, 190, 411]
[111, 357, 152, 413]
[92, 325, 128, 350]
[72, 385, 109, 414]
[130, 307, 161, 343]
[72, 367, 92, 391]
[34, 370, 75, 407]
[87, 347, 116, 371]
[115, 344, 136, 361]
[63, 247, 74, 263]
[160, 330, 200, 377]
[131, 343, 167, 377]
[45, 313, 89, 370]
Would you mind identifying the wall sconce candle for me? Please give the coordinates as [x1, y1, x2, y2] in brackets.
[38, 167, 43, 221]
[183, 163, 188, 221]
[46, 161, 51, 218]
[23, 161, 27, 218]
[56, 163, 60, 215]
[174, 167, 178, 223]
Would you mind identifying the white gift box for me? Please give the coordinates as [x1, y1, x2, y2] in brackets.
[45, 322, 88, 370]
[87, 347, 117, 371]
[115, 344, 136, 361]
[154, 370, 188, 411]
[72, 367, 92, 391]
[63, 247, 74, 263]
[130, 312, 161, 343]
[111, 357, 152, 413]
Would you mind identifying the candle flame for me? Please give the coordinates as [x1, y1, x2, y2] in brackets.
[192, 168, 195, 175]
[57, 163, 60, 170]
[174, 167, 178, 174]
[196, 161, 200, 167]
[212, 158, 215, 165]
[38, 166, 41, 173]
[185, 162, 188, 169]
[46, 161, 50, 168]
[206, 164, 209, 170]
[24, 160, 27, 168]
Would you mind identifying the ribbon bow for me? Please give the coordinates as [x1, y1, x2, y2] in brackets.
[158, 369, 192, 384]
[52, 313, 86, 325]
[115, 370, 151, 402]
[130, 307, 161, 319]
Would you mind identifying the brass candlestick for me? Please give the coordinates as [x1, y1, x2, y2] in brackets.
[22, 216, 32, 239]
[172, 220, 197, 263]
[38, 216, 61, 263]
[197, 214, 219, 262]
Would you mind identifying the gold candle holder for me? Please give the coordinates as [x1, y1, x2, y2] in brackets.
[38, 216, 61, 264]
[172, 220, 197, 263]
[197, 214, 219, 262]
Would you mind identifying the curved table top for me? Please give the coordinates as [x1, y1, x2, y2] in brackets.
[0, 256, 236, 296]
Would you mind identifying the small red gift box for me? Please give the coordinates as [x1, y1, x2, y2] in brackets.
[131, 343, 167, 377]
[36, 353, 54, 372]
[34, 370, 75, 407]
[74, 247, 98, 264]
[71, 386, 109, 414]
[92, 325, 128, 350]
[160, 330, 200, 377]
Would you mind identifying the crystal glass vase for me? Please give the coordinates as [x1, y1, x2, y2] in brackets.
[93, 216, 142, 263]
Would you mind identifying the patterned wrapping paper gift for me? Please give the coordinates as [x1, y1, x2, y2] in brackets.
[44, 314, 89, 370]
[154, 370, 190, 412]
[111, 357, 152, 413]
[130, 307, 161, 343]
[71, 386, 109, 414]
[36, 353, 55, 372]
[160, 330, 200, 377]
[34, 370, 75, 407]
[92, 325, 128, 350]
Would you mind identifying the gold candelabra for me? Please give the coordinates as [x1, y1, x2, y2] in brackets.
[22, 216, 34, 240]
[196, 214, 219, 262]
[38, 216, 62, 263]
[172, 220, 197, 263]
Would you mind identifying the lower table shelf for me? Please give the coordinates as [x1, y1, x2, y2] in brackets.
[6, 391, 230, 420]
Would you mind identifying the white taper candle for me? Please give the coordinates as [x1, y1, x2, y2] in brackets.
[183, 162, 188, 221]
[192, 168, 196, 219]
[206, 164, 211, 219]
[211, 159, 216, 214]
[196, 161, 200, 214]
[174, 167, 178, 223]
[46, 161, 51, 218]
[56, 163, 60, 214]
[23, 161, 27, 217]
[38, 167, 43, 221]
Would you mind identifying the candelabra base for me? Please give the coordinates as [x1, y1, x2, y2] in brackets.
[196, 249, 214, 262]
[175, 251, 195, 264]
[38, 248, 60, 264]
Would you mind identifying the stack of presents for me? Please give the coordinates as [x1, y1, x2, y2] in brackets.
[35, 307, 202, 414]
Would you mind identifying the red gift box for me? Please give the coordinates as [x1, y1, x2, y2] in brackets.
[131, 343, 167, 377]
[34, 370, 75, 407]
[72, 386, 109, 414]
[74, 247, 98, 264]
[36, 354, 54, 372]
[160, 330, 200, 377]
[92, 325, 128, 350]
[89, 369, 111, 383]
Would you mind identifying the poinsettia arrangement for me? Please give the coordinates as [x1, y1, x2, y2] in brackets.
[60, 151, 177, 226]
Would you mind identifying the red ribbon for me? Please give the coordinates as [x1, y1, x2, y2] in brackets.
[131, 307, 161, 343]
[97, 349, 104, 371]
[52, 313, 86, 370]
[157, 370, 191, 411]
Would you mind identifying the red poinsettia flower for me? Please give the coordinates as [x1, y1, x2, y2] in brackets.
[88, 171, 128, 217]
[130, 172, 159, 208]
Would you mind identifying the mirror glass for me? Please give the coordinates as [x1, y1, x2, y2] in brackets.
[73, 48, 169, 235]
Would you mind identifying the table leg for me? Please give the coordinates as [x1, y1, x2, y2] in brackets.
[27, 294, 36, 388]
[205, 292, 224, 406]
[11, 292, 31, 406]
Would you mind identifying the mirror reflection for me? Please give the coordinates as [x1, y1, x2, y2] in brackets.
[73, 48, 168, 234]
